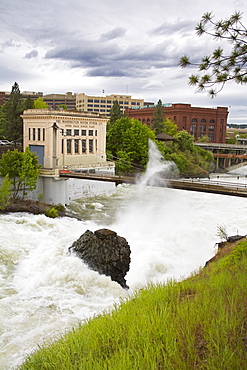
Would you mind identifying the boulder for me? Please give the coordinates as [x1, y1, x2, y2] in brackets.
[69, 229, 131, 289]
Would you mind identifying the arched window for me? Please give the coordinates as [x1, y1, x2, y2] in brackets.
[191, 118, 197, 122]
[200, 119, 206, 123]
[209, 119, 215, 123]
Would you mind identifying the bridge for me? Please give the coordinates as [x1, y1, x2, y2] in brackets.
[59, 170, 247, 198]
[195, 142, 247, 170]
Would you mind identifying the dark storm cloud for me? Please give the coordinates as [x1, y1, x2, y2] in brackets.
[44, 36, 180, 78]
[24, 50, 38, 59]
[100, 27, 127, 42]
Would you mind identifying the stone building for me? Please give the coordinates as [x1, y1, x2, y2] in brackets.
[126, 103, 228, 143]
[21, 109, 114, 172]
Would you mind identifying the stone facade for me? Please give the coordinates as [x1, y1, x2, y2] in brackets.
[21, 109, 112, 170]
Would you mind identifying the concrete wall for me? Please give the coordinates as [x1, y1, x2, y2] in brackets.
[1, 176, 116, 206]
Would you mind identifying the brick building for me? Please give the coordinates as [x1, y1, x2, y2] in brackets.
[126, 103, 228, 143]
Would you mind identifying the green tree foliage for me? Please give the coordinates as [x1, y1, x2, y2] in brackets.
[0, 174, 11, 210]
[152, 99, 165, 134]
[33, 97, 49, 109]
[163, 118, 179, 137]
[179, 11, 247, 97]
[0, 148, 40, 199]
[106, 117, 162, 173]
[57, 104, 67, 110]
[163, 130, 214, 176]
[3, 82, 23, 143]
[0, 106, 6, 138]
[21, 96, 34, 110]
[108, 100, 123, 129]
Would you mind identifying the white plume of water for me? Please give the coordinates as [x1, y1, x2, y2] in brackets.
[137, 139, 178, 187]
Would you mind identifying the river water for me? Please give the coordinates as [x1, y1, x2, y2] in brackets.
[1, 145, 247, 369]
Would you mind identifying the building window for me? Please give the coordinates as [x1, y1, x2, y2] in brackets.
[89, 139, 93, 153]
[38, 128, 41, 141]
[43, 128, 45, 141]
[66, 129, 72, 136]
[101, 100, 106, 103]
[82, 139, 86, 153]
[74, 129, 79, 136]
[131, 102, 136, 105]
[89, 130, 93, 136]
[61, 139, 64, 154]
[174, 116, 177, 122]
[33, 128, 36, 140]
[190, 124, 197, 132]
[67, 139, 72, 154]
[208, 133, 215, 141]
[95, 130, 97, 136]
[200, 119, 206, 123]
[191, 118, 197, 122]
[88, 99, 93, 102]
[94, 99, 99, 103]
[209, 125, 215, 132]
[221, 119, 224, 124]
[29, 128, 31, 140]
[200, 125, 206, 132]
[183, 116, 187, 123]
[81, 129, 86, 136]
[209, 119, 215, 123]
[74, 139, 79, 154]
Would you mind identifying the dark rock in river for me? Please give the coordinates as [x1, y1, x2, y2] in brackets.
[69, 229, 131, 289]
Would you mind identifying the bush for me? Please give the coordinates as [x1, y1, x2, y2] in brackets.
[45, 207, 58, 218]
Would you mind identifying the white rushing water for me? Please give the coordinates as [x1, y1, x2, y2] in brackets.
[1, 142, 247, 369]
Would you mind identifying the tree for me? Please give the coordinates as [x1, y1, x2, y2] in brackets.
[33, 97, 48, 109]
[108, 101, 123, 129]
[0, 174, 11, 210]
[3, 82, 23, 143]
[152, 99, 165, 134]
[21, 96, 34, 110]
[106, 117, 163, 173]
[163, 118, 179, 137]
[179, 11, 247, 97]
[0, 148, 40, 199]
[163, 130, 214, 176]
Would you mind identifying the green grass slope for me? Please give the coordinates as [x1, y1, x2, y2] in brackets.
[19, 239, 247, 370]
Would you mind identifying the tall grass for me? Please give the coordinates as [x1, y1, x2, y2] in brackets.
[19, 240, 247, 369]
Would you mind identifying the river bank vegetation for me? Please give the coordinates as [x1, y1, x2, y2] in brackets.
[106, 116, 214, 177]
[19, 238, 247, 369]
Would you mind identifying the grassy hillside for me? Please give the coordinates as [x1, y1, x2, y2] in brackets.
[19, 239, 247, 370]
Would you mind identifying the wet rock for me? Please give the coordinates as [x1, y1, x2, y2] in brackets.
[69, 228, 131, 289]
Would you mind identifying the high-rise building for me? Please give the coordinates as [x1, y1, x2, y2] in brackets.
[76, 93, 144, 116]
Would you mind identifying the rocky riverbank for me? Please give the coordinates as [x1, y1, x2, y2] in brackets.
[0, 199, 66, 217]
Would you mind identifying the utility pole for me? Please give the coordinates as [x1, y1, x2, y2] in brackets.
[52, 122, 59, 170]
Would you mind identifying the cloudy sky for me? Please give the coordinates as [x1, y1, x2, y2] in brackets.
[1, 0, 246, 123]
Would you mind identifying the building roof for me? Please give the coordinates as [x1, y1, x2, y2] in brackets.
[156, 132, 176, 141]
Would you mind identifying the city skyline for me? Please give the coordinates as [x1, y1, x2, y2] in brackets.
[1, 0, 247, 124]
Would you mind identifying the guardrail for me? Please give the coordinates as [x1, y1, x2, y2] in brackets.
[59, 170, 247, 197]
